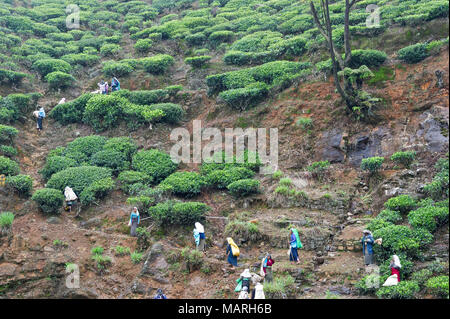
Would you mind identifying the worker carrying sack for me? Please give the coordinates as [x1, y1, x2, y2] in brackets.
[227, 237, 240, 257]
[382, 274, 399, 287]
[292, 228, 303, 249]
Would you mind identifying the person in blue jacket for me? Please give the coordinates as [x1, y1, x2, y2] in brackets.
[37, 107, 45, 132]
[289, 229, 300, 264]
[111, 77, 120, 92]
[361, 230, 375, 265]
[226, 237, 238, 268]
[128, 207, 140, 237]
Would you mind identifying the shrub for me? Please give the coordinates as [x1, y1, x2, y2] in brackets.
[132, 149, 178, 184]
[185, 55, 211, 68]
[46, 166, 112, 195]
[92, 254, 112, 270]
[206, 167, 255, 189]
[0, 145, 17, 157]
[0, 212, 14, 229]
[391, 151, 416, 168]
[376, 280, 420, 299]
[32, 59, 72, 77]
[307, 161, 330, 179]
[49, 93, 93, 125]
[0, 69, 28, 85]
[408, 206, 449, 233]
[264, 275, 296, 299]
[384, 195, 416, 215]
[398, 43, 429, 64]
[90, 150, 129, 175]
[377, 209, 403, 224]
[45, 71, 75, 89]
[424, 157, 449, 200]
[360, 156, 384, 174]
[367, 218, 394, 232]
[227, 179, 260, 197]
[225, 220, 261, 242]
[118, 170, 152, 192]
[39, 156, 77, 180]
[31, 188, 64, 214]
[296, 117, 313, 129]
[181, 247, 204, 272]
[134, 39, 153, 53]
[219, 84, 268, 111]
[6, 174, 33, 197]
[103, 137, 138, 162]
[60, 53, 99, 66]
[279, 178, 292, 187]
[0, 156, 19, 176]
[64, 135, 107, 160]
[100, 43, 121, 56]
[348, 49, 387, 68]
[141, 54, 174, 74]
[186, 32, 206, 46]
[209, 31, 234, 46]
[411, 269, 433, 288]
[159, 172, 207, 197]
[426, 276, 449, 298]
[131, 251, 144, 264]
[150, 103, 185, 124]
[0, 124, 18, 143]
[102, 60, 135, 77]
[372, 225, 430, 260]
[355, 274, 381, 295]
[149, 200, 210, 226]
[79, 177, 115, 206]
[83, 95, 129, 131]
[272, 170, 283, 179]
[114, 245, 131, 256]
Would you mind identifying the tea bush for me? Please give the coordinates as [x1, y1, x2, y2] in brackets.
[181, 247, 204, 272]
[132, 149, 178, 184]
[45, 71, 75, 89]
[377, 209, 403, 224]
[423, 156, 449, 200]
[0, 212, 14, 229]
[397, 43, 429, 64]
[100, 43, 121, 57]
[90, 150, 129, 175]
[360, 156, 384, 174]
[390, 151, 416, 168]
[134, 39, 153, 53]
[102, 60, 135, 77]
[411, 269, 433, 288]
[426, 276, 449, 298]
[185, 55, 211, 68]
[159, 172, 207, 197]
[46, 166, 112, 195]
[372, 224, 432, 260]
[367, 218, 394, 232]
[103, 137, 138, 162]
[307, 161, 330, 179]
[227, 179, 260, 197]
[150, 103, 185, 124]
[32, 58, 72, 77]
[0, 69, 28, 85]
[348, 49, 387, 68]
[140, 54, 174, 74]
[0, 156, 19, 176]
[407, 206, 449, 233]
[0, 145, 17, 158]
[149, 200, 210, 226]
[0, 125, 18, 143]
[376, 280, 420, 299]
[79, 177, 115, 205]
[6, 174, 33, 197]
[118, 170, 153, 192]
[206, 167, 255, 189]
[83, 95, 129, 132]
[31, 188, 64, 214]
[64, 135, 107, 160]
[384, 195, 416, 215]
[49, 93, 93, 125]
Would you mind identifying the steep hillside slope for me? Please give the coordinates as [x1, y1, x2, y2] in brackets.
[0, 0, 448, 299]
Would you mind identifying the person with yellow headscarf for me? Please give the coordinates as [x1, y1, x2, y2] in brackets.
[226, 237, 239, 268]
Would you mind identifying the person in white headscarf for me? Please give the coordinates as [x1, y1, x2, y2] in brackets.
[128, 207, 140, 237]
[240, 269, 253, 293]
[64, 186, 78, 213]
[390, 255, 402, 282]
[195, 222, 205, 252]
[254, 283, 265, 299]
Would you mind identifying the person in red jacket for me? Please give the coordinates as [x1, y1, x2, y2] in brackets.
[390, 255, 402, 282]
